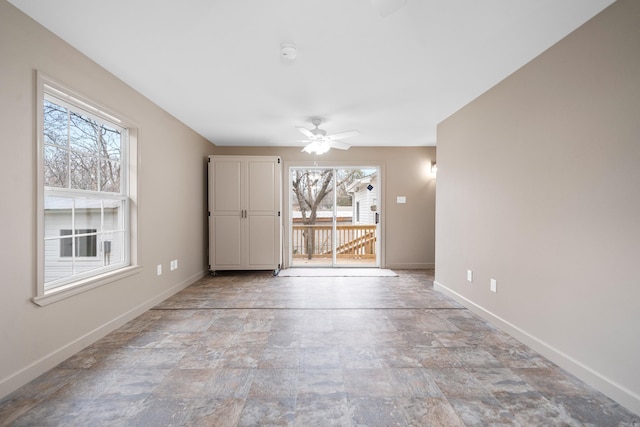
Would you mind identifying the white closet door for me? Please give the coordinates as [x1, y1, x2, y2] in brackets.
[209, 155, 281, 272]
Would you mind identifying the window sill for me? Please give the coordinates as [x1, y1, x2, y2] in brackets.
[33, 265, 142, 307]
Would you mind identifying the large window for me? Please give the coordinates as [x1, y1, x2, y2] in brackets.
[36, 73, 137, 302]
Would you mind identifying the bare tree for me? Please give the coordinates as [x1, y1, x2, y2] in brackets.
[292, 169, 359, 259]
[43, 100, 121, 193]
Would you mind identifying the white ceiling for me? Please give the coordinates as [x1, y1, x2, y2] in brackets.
[10, 0, 615, 148]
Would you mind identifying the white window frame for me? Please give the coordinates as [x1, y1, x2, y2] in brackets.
[34, 72, 140, 306]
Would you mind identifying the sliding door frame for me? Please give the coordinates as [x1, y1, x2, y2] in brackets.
[283, 160, 385, 269]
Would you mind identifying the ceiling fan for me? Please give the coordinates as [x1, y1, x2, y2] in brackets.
[297, 118, 359, 155]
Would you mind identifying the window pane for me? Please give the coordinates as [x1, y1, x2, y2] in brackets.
[73, 256, 105, 277]
[44, 237, 73, 285]
[70, 151, 98, 191]
[44, 146, 69, 188]
[103, 199, 125, 231]
[75, 198, 102, 231]
[100, 160, 121, 193]
[59, 231, 73, 257]
[75, 229, 97, 257]
[43, 99, 68, 147]
[69, 112, 99, 154]
[40, 81, 131, 295]
[101, 125, 121, 161]
[102, 230, 125, 266]
[44, 196, 72, 238]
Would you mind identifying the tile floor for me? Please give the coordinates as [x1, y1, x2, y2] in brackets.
[1, 270, 638, 426]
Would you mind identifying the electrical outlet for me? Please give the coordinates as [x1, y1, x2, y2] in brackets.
[157, 264, 162, 276]
[467, 270, 473, 282]
[170, 259, 178, 271]
[490, 278, 497, 293]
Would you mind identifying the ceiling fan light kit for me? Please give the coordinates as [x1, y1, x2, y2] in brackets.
[296, 118, 359, 155]
[302, 140, 331, 155]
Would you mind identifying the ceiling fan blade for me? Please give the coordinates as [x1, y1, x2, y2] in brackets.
[296, 126, 315, 139]
[329, 140, 351, 150]
[327, 130, 359, 140]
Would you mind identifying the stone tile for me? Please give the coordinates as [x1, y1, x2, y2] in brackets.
[176, 349, 225, 369]
[416, 347, 464, 369]
[399, 397, 466, 427]
[152, 368, 217, 399]
[127, 396, 192, 427]
[99, 368, 169, 398]
[0, 396, 39, 426]
[267, 331, 302, 349]
[485, 344, 554, 369]
[433, 330, 489, 348]
[231, 331, 271, 348]
[297, 369, 346, 398]
[513, 367, 594, 397]
[181, 397, 246, 427]
[238, 397, 296, 427]
[135, 348, 186, 370]
[206, 368, 255, 398]
[259, 347, 301, 369]
[447, 396, 519, 426]
[348, 397, 409, 427]
[343, 369, 395, 398]
[339, 346, 384, 369]
[466, 367, 533, 395]
[428, 368, 493, 399]
[219, 346, 262, 368]
[448, 347, 503, 369]
[493, 390, 582, 426]
[2, 270, 639, 426]
[248, 368, 298, 398]
[300, 347, 341, 370]
[400, 331, 441, 348]
[9, 397, 90, 426]
[295, 396, 351, 426]
[387, 368, 443, 398]
[376, 346, 423, 368]
[550, 395, 640, 426]
[51, 369, 120, 400]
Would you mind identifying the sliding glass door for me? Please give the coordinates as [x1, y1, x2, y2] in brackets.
[290, 166, 379, 267]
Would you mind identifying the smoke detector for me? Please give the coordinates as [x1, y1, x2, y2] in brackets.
[281, 43, 297, 60]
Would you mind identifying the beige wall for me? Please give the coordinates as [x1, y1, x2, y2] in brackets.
[213, 146, 437, 269]
[435, 0, 640, 414]
[0, 1, 214, 398]
[0, 1, 437, 399]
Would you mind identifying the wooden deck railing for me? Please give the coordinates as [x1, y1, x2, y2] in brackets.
[292, 224, 377, 259]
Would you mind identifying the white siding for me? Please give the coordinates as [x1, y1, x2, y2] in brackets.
[44, 208, 122, 283]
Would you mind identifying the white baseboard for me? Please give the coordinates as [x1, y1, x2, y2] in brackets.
[0, 269, 206, 401]
[433, 280, 640, 416]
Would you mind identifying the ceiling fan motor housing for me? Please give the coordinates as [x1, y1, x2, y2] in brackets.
[312, 128, 327, 137]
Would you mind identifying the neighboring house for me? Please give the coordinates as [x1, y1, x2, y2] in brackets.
[43, 198, 123, 284]
[346, 172, 377, 225]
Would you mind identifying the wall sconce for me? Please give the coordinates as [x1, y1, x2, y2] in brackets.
[431, 161, 438, 174]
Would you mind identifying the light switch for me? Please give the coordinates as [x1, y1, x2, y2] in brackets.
[397, 196, 406, 204]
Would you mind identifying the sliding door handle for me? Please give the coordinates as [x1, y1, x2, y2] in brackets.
[375, 212, 380, 224]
